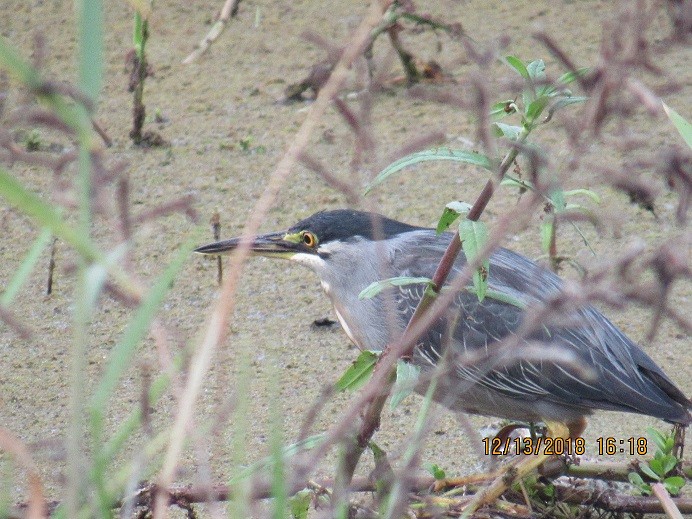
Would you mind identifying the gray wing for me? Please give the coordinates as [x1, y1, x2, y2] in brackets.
[390, 232, 691, 423]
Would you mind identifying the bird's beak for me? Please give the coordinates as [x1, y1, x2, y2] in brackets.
[194, 231, 305, 259]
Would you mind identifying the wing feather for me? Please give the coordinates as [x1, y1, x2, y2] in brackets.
[386, 231, 691, 422]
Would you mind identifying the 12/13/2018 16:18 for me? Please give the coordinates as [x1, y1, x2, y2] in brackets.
[482, 436, 648, 456]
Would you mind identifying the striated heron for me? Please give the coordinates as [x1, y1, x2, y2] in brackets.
[196, 209, 690, 509]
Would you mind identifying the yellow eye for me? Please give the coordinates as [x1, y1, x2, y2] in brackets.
[302, 231, 317, 248]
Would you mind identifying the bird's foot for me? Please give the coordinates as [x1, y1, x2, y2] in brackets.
[432, 470, 501, 493]
[459, 420, 571, 518]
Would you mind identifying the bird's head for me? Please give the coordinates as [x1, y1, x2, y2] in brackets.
[194, 209, 422, 272]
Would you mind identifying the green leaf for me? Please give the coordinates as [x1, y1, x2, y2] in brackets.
[369, 441, 394, 500]
[662, 102, 692, 149]
[549, 188, 566, 211]
[640, 462, 661, 481]
[542, 482, 556, 498]
[505, 56, 529, 79]
[459, 219, 489, 302]
[133, 11, 146, 58]
[335, 350, 379, 391]
[562, 205, 600, 230]
[490, 100, 517, 118]
[649, 458, 665, 477]
[504, 55, 536, 109]
[540, 218, 554, 254]
[500, 176, 534, 191]
[557, 67, 590, 85]
[484, 289, 526, 309]
[365, 148, 494, 194]
[288, 489, 312, 519]
[359, 276, 432, 300]
[527, 59, 546, 81]
[524, 60, 549, 104]
[0, 36, 41, 88]
[101, 362, 176, 463]
[83, 245, 127, 318]
[436, 201, 472, 233]
[647, 427, 669, 453]
[525, 96, 550, 123]
[492, 122, 523, 141]
[628, 472, 644, 486]
[564, 188, 601, 204]
[663, 476, 685, 496]
[661, 454, 678, 476]
[370, 441, 386, 461]
[548, 96, 589, 113]
[390, 360, 421, 410]
[629, 472, 652, 495]
[426, 463, 446, 480]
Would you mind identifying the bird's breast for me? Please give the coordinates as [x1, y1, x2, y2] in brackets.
[332, 305, 361, 348]
[320, 279, 331, 295]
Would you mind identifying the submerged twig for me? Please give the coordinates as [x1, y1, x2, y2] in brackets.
[46, 237, 57, 295]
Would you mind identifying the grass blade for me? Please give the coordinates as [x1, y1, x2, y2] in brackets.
[365, 148, 493, 194]
[662, 103, 692, 149]
[459, 219, 490, 301]
[359, 276, 432, 300]
[1, 228, 52, 305]
[0, 167, 98, 261]
[90, 235, 199, 413]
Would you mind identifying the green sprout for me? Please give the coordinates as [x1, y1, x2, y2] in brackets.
[628, 427, 686, 496]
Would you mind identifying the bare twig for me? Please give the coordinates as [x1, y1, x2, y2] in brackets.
[153, 3, 395, 516]
[91, 118, 112, 147]
[117, 175, 132, 244]
[46, 237, 57, 295]
[644, 483, 683, 519]
[182, 0, 243, 64]
[210, 211, 222, 285]
[298, 150, 360, 204]
[31, 470, 692, 517]
[0, 304, 34, 340]
[133, 195, 198, 225]
[0, 428, 47, 519]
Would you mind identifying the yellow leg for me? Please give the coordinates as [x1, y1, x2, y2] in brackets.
[433, 470, 500, 492]
[461, 421, 571, 518]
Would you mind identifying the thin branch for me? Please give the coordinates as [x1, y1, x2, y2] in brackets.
[182, 0, 243, 64]
[153, 3, 395, 516]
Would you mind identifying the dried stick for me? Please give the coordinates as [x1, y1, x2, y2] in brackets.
[211, 211, 222, 285]
[652, 482, 685, 519]
[46, 238, 57, 295]
[182, 0, 243, 64]
[0, 428, 47, 519]
[91, 118, 112, 147]
[53, 471, 692, 517]
[0, 305, 34, 340]
[153, 3, 395, 516]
